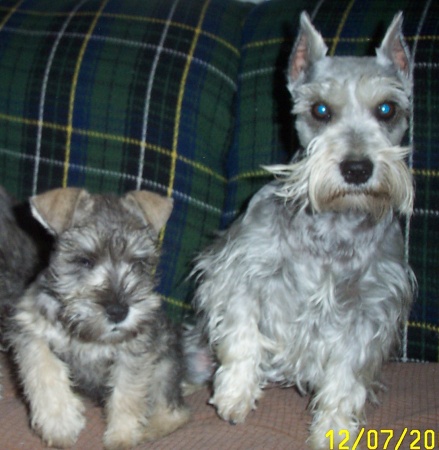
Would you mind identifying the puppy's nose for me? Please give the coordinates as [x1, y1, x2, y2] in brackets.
[340, 159, 373, 184]
[105, 303, 129, 323]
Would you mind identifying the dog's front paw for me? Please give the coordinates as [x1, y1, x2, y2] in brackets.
[31, 396, 86, 448]
[211, 364, 263, 423]
[211, 397, 253, 424]
[210, 388, 261, 424]
[309, 414, 360, 450]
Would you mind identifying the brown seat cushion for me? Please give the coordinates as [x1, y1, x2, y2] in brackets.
[1, 356, 437, 449]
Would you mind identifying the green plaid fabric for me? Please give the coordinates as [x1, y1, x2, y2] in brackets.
[0, 0, 251, 321]
[0, 0, 437, 361]
[229, 0, 439, 362]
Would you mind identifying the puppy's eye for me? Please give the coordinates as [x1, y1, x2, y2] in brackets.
[311, 103, 331, 122]
[75, 257, 95, 269]
[376, 102, 396, 121]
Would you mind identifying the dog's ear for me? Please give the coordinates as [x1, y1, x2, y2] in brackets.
[288, 11, 327, 86]
[124, 191, 173, 233]
[30, 188, 90, 235]
[376, 12, 411, 78]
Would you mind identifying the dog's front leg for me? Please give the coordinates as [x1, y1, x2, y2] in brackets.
[103, 354, 150, 450]
[210, 309, 267, 424]
[104, 351, 189, 450]
[13, 334, 85, 448]
[308, 361, 368, 450]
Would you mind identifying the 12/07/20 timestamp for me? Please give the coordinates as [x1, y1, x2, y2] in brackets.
[326, 428, 438, 449]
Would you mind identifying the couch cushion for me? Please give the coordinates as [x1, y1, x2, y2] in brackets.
[1, 353, 438, 449]
[228, 0, 439, 362]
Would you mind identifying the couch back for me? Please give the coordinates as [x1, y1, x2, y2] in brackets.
[0, 0, 437, 362]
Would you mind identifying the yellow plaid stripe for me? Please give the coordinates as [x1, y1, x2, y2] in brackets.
[413, 169, 439, 178]
[158, 0, 211, 247]
[168, 0, 211, 199]
[0, 112, 226, 183]
[63, 0, 109, 187]
[163, 295, 192, 310]
[409, 321, 439, 334]
[0, 6, 240, 57]
[0, 0, 23, 29]
[329, 0, 356, 56]
[244, 35, 439, 51]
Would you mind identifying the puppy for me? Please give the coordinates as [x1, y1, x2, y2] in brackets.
[8, 188, 189, 449]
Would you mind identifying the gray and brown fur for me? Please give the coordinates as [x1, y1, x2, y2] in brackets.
[7, 188, 189, 449]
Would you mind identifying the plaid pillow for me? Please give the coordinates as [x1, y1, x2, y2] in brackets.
[0, 0, 251, 321]
[230, 0, 439, 362]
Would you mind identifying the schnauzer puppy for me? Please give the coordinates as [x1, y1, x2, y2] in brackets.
[8, 188, 189, 449]
[187, 12, 415, 449]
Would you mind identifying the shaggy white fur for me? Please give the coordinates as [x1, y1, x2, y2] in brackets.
[187, 12, 415, 450]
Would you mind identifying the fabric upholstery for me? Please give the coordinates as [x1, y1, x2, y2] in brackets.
[0, 0, 437, 360]
[1, 354, 438, 449]
[0, 0, 250, 320]
[0, 0, 438, 448]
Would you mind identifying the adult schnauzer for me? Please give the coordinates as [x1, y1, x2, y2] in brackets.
[187, 12, 415, 449]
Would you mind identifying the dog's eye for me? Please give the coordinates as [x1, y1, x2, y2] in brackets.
[75, 256, 95, 269]
[376, 102, 396, 121]
[311, 103, 331, 122]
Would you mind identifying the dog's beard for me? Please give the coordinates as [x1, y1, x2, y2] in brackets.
[265, 134, 414, 221]
[51, 274, 160, 344]
[45, 228, 162, 344]
[58, 299, 157, 344]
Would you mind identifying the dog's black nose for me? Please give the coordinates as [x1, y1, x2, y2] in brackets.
[105, 303, 129, 323]
[340, 159, 373, 185]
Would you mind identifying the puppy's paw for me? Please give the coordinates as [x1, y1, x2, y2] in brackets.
[32, 396, 86, 448]
[104, 406, 190, 449]
[104, 414, 145, 450]
[143, 406, 190, 441]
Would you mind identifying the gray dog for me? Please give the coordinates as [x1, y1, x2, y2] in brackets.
[0, 187, 39, 396]
[0, 187, 38, 309]
[8, 188, 189, 449]
[187, 12, 415, 449]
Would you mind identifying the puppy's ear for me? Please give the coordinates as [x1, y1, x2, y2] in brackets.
[376, 12, 411, 78]
[124, 191, 173, 234]
[288, 11, 327, 87]
[30, 188, 89, 235]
